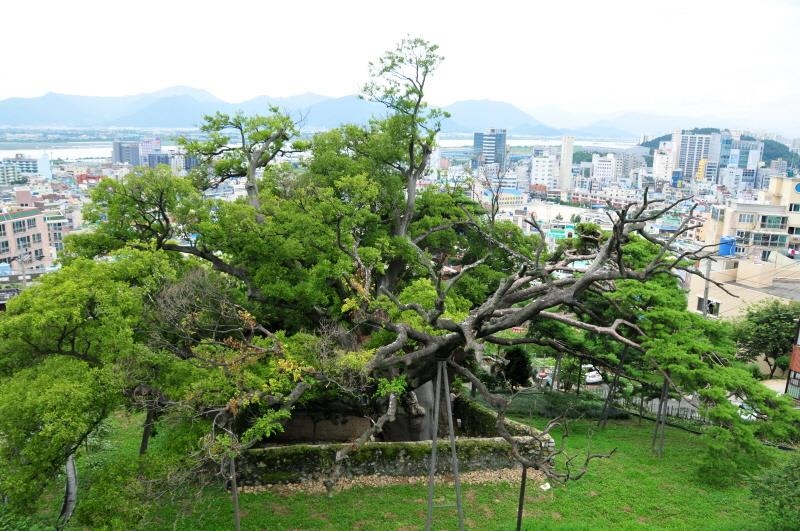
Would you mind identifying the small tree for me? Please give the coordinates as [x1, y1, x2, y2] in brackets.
[734, 300, 800, 377]
[502, 347, 531, 387]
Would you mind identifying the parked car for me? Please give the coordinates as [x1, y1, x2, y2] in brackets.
[582, 364, 603, 385]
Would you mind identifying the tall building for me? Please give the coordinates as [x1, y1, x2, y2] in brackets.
[771, 158, 788, 174]
[652, 141, 675, 181]
[139, 137, 162, 158]
[672, 131, 712, 181]
[529, 152, 559, 190]
[473, 129, 507, 174]
[672, 131, 763, 187]
[112, 141, 141, 166]
[558, 136, 574, 190]
[1, 154, 40, 175]
[146, 153, 171, 167]
[0, 164, 19, 185]
[591, 153, 621, 185]
[720, 134, 763, 190]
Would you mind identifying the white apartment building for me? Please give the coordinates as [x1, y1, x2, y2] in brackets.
[591, 153, 622, 185]
[529, 152, 559, 189]
[652, 141, 675, 181]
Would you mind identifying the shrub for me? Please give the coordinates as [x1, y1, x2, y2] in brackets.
[750, 452, 800, 529]
[745, 363, 763, 380]
[502, 347, 532, 387]
[0, 506, 50, 531]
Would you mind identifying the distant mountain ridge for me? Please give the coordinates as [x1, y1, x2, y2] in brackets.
[0, 86, 637, 139]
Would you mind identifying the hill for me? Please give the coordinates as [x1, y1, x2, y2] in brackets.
[0, 88, 633, 138]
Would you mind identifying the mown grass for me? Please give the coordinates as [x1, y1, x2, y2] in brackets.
[147, 418, 776, 530]
[35, 409, 779, 530]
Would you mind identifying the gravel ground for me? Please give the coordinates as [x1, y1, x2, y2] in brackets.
[241, 467, 545, 495]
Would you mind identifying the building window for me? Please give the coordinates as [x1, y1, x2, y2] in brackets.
[738, 213, 754, 223]
[789, 226, 800, 235]
[26, 218, 36, 229]
[31, 233, 42, 244]
[33, 249, 44, 260]
[0, 224, 5, 237]
[790, 204, 800, 212]
[12, 220, 25, 233]
[736, 230, 751, 242]
[0, 241, 8, 254]
[752, 233, 788, 247]
[15, 235, 30, 249]
[759, 215, 788, 230]
[696, 297, 720, 316]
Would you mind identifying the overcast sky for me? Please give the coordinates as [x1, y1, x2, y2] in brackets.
[4, 0, 800, 136]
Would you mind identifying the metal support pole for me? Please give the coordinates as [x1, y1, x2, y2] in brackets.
[425, 360, 464, 531]
[442, 362, 464, 530]
[516, 465, 528, 531]
[425, 361, 443, 531]
[702, 258, 711, 317]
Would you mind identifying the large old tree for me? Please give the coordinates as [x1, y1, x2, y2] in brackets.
[3, 38, 799, 524]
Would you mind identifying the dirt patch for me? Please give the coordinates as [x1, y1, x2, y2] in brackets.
[240, 467, 544, 495]
[269, 503, 289, 515]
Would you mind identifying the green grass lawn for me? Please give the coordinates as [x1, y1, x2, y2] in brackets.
[34, 411, 778, 530]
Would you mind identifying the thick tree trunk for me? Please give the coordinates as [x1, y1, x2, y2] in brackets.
[651, 377, 669, 457]
[56, 454, 78, 531]
[229, 456, 241, 531]
[598, 364, 622, 429]
[766, 356, 778, 378]
[139, 406, 156, 456]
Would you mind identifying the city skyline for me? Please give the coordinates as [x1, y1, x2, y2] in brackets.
[4, 0, 800, 136]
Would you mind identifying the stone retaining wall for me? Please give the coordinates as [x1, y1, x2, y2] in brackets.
[238, 435, 553, 486]
[236, 396, 555, 486]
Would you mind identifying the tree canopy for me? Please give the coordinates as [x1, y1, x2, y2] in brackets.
[734, 299, 800, 377]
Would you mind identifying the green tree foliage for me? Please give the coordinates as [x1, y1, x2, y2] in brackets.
[0, 250, 179, 509]
[572, 151, 595, 164]
[0, 357, 118, 509]
[8, 39, 798, 524]
[502, 347, 532, 387]
[733, 299, 800, 377]
[180, 109, 302, 210]
[751, 452, 800, 529]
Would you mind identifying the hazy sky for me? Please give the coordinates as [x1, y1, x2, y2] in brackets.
[4, 0, 800, 135]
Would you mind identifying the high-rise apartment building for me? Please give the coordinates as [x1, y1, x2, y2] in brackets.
[473, 129, 507, 174]
[529, 152, 559, 190]
[146, 153, 171, 167]
[139, 137, 162, 158]
[0, 164, 18, 185]
[1, 154, 40, 175]
[672, 131, 712, 181]
[591, 153, 621, 185]
[112, 141, 141, 166]
[558, 136, 574, 190]
[672, 131, 763, 187]
[652, 141, 675, 181]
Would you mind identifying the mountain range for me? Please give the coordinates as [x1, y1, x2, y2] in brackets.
[0, 86, 647, 139]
